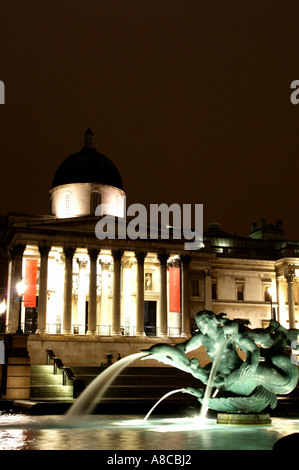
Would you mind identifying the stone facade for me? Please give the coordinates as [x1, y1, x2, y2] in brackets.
[0, 215, 298, 366]
[0, 130, 298, 366]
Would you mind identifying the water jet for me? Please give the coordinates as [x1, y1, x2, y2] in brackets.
[65, 352, 148, 419]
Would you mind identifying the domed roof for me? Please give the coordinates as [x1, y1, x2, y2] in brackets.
[51, 128, 123, 190]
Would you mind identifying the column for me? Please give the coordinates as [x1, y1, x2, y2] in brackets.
[122, 258, 134, 335]
[62, 247, 75, 334]
[77, 257, 88, 333]
[135, 251, 147, 336]
[99, 259, 111, 334]
[111, 250, 123, 335]
[204, 269, 212, 310]
[158, 253, 168, 336]
[285, 266, 296, 329]
[36, 245, 51, 334]
[7, 244, 26, 333]
[276, 276, 281, 323]
[87, 249, 99, 335]
[181, 254, 191, 337]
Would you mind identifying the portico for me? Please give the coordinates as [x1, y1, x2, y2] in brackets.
[6, 235, 191, 339]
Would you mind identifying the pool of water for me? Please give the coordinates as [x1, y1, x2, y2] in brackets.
[0, 413, 298, 450]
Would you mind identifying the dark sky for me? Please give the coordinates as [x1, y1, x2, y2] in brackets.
[1, 0, 299, 239]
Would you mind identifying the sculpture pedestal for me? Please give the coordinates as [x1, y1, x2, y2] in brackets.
[217, 413, 271, 425]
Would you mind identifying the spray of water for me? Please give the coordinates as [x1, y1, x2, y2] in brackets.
[143, 388, 184, 422]
[142, 340, 229, 425]
[64, 339, 230, 425]
[65, 352, 148, 420]
[198, 338, 229, 422]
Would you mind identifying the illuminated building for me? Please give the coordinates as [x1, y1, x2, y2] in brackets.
[0, 129, 298, 365]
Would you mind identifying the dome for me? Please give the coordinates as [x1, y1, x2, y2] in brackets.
[51, 128, 123, 190]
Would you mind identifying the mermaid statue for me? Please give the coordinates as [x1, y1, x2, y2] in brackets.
[142, 310, 299, 413]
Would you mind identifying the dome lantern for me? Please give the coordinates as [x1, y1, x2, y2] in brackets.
[84, 127, 94, 148]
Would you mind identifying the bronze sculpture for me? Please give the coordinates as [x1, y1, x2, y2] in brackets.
[142, 310, 299, 413]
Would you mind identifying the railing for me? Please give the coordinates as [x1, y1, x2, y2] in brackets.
[46, 323, 62, 334]
[72, 324, 86, 335]
[167, 327, 182, 337]
[45, 349, 86, 398]
[97, 325, 112, 335]
[45, 324, 183, 337]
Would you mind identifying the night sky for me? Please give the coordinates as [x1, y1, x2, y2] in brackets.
[1, 0, 299, 239]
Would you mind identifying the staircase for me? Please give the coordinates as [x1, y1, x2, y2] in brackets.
[30, 365, 75, 402]
[30, 365, 201, 409]
[29, 362, 299, 417]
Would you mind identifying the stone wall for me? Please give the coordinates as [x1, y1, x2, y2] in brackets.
[2, 334, 31, 399]
[27, 334, 210, 368]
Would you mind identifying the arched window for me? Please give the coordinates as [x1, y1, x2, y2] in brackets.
[64, 191, 72, 215]
[90, 191, 101, 215]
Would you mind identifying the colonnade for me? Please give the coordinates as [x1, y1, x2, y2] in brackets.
[7, 243, 298, 334]
[7, 243, 191, 337]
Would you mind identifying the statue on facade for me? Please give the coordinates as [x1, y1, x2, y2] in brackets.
[141, 310, 299, 413]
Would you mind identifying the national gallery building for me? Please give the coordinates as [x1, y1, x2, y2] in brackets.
[0, 129, 298, 365]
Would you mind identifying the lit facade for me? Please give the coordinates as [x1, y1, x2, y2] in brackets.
[0, 130, 298, 365]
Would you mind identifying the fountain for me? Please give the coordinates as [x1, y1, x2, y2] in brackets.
[0, 310, 298, 450]
[143, 389, 185, 422]
[64, 310, 299, 427]
[140, 310, 299, 425]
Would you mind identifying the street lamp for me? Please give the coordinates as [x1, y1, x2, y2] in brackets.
[16, 279, 27, 334]
[0, 299, 6, 314]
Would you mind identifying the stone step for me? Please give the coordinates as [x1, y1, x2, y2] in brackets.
[31, 365, 57, 375]
[30, 385, 74, 399]
[30, 365, 203, 402]
[31, 375, 64, 386]
[76, 375, 200, 389]
[30, 364, 73, 400]
[97, 385, 191, 399]
[70, 366, 201, 388]
[70, 366, 193, 376]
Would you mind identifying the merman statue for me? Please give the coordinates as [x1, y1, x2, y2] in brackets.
[141, 310, 299, 413]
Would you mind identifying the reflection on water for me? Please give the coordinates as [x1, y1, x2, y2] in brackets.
[0, 414, 298, 450]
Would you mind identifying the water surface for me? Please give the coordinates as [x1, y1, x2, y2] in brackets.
[0, 414, 297, 451]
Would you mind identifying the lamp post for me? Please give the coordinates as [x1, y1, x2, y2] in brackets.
[16, 279, 27, 334]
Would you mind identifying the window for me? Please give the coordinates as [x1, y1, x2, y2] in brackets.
[64, 191, 71, 215]
[192, 279, 200, 297]
[212, 281, 217, 300]
[90, 191, 101, 215]
[264, 286, 271, 302]
[236, 283, 244, 301]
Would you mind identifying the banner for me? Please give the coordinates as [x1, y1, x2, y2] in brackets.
[169, 267, 180, 312]
[24, 259, 38, 307]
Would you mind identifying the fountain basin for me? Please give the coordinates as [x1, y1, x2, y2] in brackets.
[217, 413, 271, 425]
[0, 414, 297, 450]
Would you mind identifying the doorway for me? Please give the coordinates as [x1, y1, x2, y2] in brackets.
[144, 300, 156, 336]
[25, 296, 38, 333]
